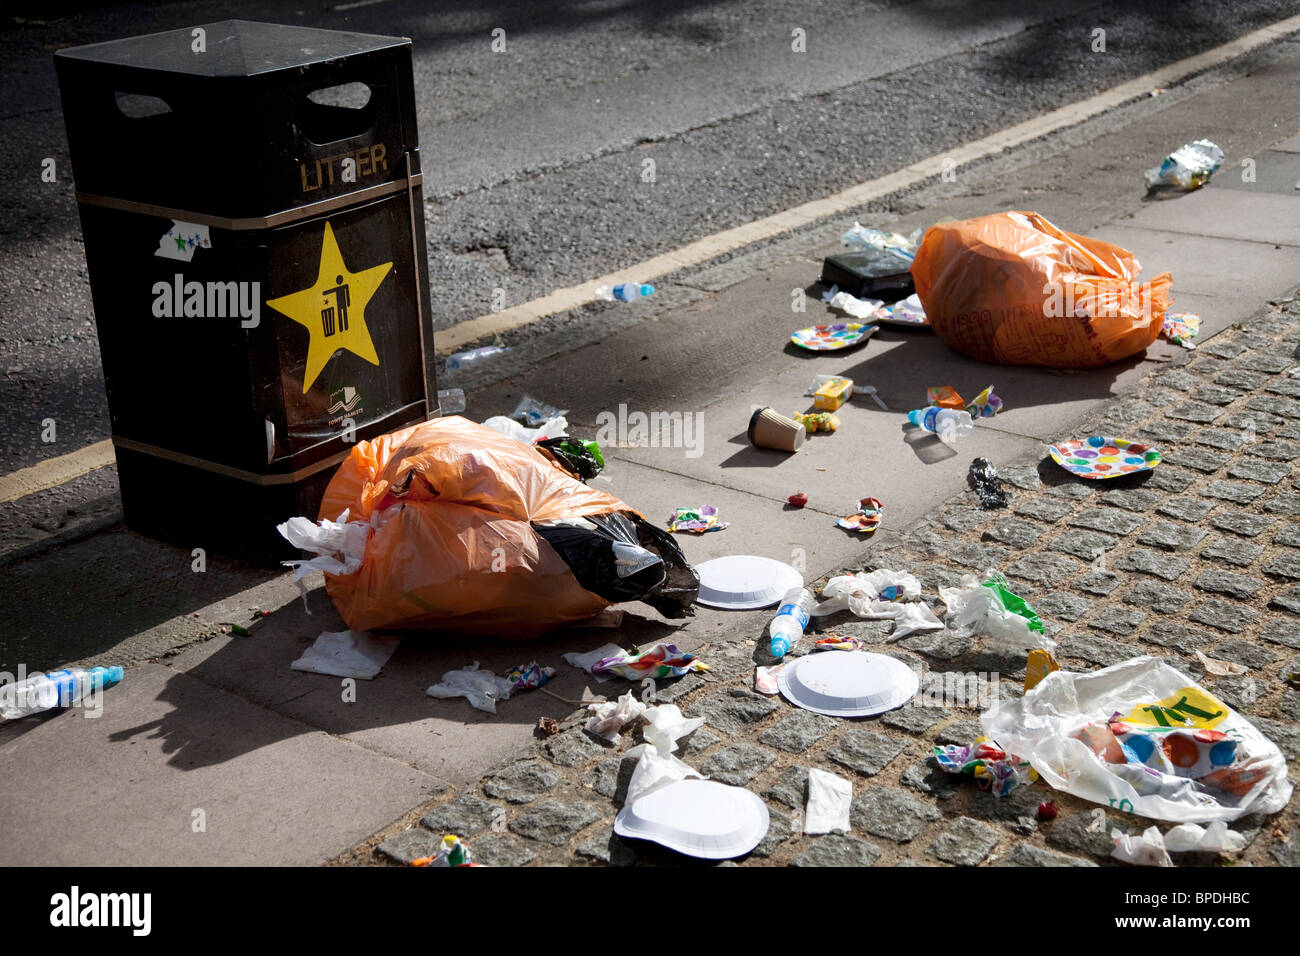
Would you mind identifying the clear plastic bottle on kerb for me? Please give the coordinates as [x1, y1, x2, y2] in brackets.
[445, 345, 507, 372]
[768, 587, 817, 659]
[595, 283, 655, 302]
[906, 406, 974, 444]
[0, 666, 124, 719]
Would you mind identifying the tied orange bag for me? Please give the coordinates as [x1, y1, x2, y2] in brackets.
[314, 416, 696, 637]
[911, 211, 1172, 368]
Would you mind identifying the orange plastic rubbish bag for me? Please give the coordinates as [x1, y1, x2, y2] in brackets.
[911, 211, 1173, 368]
[310, 416, 695, 637]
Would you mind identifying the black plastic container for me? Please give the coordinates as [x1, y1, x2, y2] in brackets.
[55, 20, 438, 561]
[820, 248, 915, 301]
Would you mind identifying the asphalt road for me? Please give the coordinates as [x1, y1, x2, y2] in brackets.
[2, 0, 1299, 476]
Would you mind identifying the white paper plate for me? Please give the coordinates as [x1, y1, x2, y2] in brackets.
[614, 779, 770, 859]
[695, 555, 804, 610]
[778, 651, 919, 717]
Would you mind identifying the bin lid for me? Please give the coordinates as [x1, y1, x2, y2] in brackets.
[54, 19, 409, 77]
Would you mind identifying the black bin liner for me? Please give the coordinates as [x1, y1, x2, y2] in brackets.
[534, 512, 699, 618]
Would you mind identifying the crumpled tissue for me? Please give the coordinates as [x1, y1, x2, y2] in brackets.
[585, 691, 648, 742]
[426, 662, 515, 714]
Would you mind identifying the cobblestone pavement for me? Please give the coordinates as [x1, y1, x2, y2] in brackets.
[359, 300, 1300, 868]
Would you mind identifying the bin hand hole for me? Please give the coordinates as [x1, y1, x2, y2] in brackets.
[301, 82, 375, 145]
[307, 82, 372, 110]
[115, 92, 172, 119]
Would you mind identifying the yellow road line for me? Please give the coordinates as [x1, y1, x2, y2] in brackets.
[0, 440, 115, 503]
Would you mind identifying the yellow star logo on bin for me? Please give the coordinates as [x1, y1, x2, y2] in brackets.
[265, 221, 392, 393]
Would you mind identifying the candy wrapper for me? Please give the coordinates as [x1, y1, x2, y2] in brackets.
[667, 506, 728, 534]
[933, 736, 1036, 798]
[412, 835, 476, 867]
[812, 636, 865, 652]
[926, 386, 964, 409]
[1025, 648, 1060, 691]
[1160, 311, 1200, 349]
[794, 411, 840, 433]
[505, 661, 556, 692]
[965, 385, 1003, 418]
[835, 496, 884, 534]
[592, 642, 709, 680]
[1144, 140, 1224, 191]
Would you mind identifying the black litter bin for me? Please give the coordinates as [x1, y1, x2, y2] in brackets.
[55, 20, 438, 562]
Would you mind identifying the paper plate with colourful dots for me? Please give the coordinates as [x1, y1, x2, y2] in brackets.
[791, 322, 877, 351]
[1048, 437, 1163, 479]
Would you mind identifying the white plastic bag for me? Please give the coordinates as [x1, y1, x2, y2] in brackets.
[277, 508, 369, 579]
[983, 656, 1292, 823]
[480, 414, 568, 443]
[1164, 820, 1248, 853]
[940, 572, 1056, 652]
[1112, 827, 1173, 867]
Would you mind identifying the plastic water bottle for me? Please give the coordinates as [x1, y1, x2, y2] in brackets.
[907, 406, 974, 444]
[437, 388, 466, 415]
[445, 345, 507, 372]
[0, 666, 124, 719]
[768, 588, 817, 658]
[595, 283, 654, 302]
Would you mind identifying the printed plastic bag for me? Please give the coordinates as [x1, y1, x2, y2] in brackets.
[911, 211, 1173, 368]
[940, 571, 1054, 652]
[983, 656, 1293, 823]
[308, 416, 698, 637]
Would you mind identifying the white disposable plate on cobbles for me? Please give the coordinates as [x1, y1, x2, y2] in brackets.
[614, 779, 770, 859]
[695, 555, 803, 610]
[778, 650, 919, 717]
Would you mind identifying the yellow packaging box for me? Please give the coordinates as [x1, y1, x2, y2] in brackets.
[813, 377, 854, 411]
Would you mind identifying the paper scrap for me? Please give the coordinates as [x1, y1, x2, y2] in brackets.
[805, 768, 853, 834]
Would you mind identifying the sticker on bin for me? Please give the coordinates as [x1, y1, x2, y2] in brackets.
[155, 220, 211, 262]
